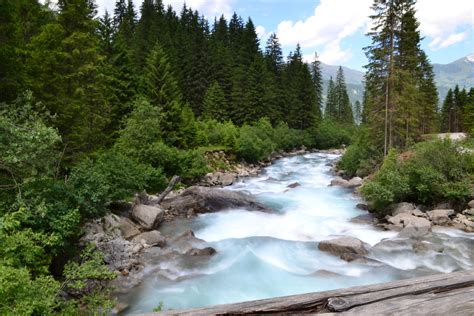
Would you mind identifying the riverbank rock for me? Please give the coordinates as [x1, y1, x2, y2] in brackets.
[132, 231, 166, 248]
[318, 236, 370, 260]
[330, 176, 363, 188]
[391, 202, 416, 216]
[202, 172, 236, 187]
[453, 214, 474, 232]
[350, 213, 377, 224]
[385, 213, 432, 238]
[467, 200, 474, 209]
[131, 204, 164, 230]
[160, 186, 272, 215]
[427, 209, 455, 226]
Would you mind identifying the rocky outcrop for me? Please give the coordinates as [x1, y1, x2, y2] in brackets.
[468, 200, 474, 209]
[131, 204, 164, 230]
[318, 236, 370, 260]
[453, 213, 474, 232]
[330, 176, 363, 188]
[391, 202, 416, 216]
[385, 213, 432, 238]
[160, 186, 272, 215]
[202, 172, 236, 187]
[426, 209, 455, 226]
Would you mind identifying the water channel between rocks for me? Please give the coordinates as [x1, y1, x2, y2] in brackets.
[120, 152, 474, 314]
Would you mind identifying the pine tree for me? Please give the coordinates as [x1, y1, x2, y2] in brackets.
[334, 67, 354, 124]
[311, 52, 324, 121]
[27, 0, 111, 161]
[325, 77, 338, 120]
[354, 100, 362, 125]
[440, 89, 454, 132]
[202, 81, 228, 121]
[141, 43, 184, 145]
[464, 88, 474, 133]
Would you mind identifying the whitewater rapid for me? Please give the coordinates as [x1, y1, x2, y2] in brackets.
[121, 153, 474, 314]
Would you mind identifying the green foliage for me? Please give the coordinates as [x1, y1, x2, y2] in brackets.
[338, 128, 382, 177]
[361, 140, 474, 211]
[69, 150, 166, 217]
[273, 122, 303, 151]
[0, 264, 59, 315]
[0, 91, 61, 194]
[313, 120, 353, 149]
[62, 244, 116, 313]
[235, 118, 276, 162]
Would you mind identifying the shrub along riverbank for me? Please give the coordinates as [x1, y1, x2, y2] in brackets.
[338, 134, 474, 214]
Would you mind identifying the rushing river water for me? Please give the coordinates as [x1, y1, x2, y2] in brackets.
[121, 153, 474, 314]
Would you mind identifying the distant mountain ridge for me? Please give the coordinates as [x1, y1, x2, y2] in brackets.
[320, 54, 474, 105]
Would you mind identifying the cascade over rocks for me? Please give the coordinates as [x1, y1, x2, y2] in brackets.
[160, 186, 272, 215]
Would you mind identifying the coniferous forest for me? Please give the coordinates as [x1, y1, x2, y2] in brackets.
[0, 0, 473, 314]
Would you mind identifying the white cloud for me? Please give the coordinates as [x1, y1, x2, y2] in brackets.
[416, 0, 473, 50]
[163, 0, 234, 18]
[276, 0, 372, 65]
[256, 25, 267, 40]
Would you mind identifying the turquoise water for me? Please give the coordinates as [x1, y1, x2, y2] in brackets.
[122, 153, 474, 314]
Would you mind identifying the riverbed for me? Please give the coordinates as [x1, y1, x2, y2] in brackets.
[121, 152, 474, 314]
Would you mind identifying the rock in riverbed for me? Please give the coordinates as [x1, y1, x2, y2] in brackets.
[160, 186, 272, 215]
[318, 236, 370, 261]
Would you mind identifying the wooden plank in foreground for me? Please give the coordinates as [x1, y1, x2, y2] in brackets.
[144, 269, 474, 315]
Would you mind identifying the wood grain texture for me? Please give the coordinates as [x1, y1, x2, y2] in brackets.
[141, 269, 474, 315]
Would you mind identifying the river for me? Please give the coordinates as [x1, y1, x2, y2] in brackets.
[121, 152, 474, 314]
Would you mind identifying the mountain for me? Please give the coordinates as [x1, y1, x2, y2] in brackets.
[320, 54, 474, 107]
[320, 63, 365, 105]
[433, 54, 474, 101]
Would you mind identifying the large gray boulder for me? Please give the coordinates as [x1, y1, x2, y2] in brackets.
[453, 214, 474, 232]
[160, 186, 272, 215]
[427, 209, 455, 226]
[131, 204, 164, 230]
[386, 213, 432, 238]
[467, 200, 474, 209]
[391, 202, 416, 216]
[202, 172, 236, 187]
[318, 236, 370, 260]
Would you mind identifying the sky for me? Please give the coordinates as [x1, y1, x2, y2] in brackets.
[56, 0, 474, 70]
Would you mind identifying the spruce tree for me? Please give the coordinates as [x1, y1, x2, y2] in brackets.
[354, 100, 362, 125]
[202, 81, 228, 121]
[440, 89, 454, 132]
[325, 77, 338, 121]
[334, 67, 354, 124]
[311, 53, 324, 122]
[141, 43, 184, 145]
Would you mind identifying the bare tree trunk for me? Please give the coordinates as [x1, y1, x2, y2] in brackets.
[152, 175, 181, 205]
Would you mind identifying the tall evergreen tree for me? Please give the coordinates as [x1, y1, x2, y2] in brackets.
[141, 43, 184, 145]
[202, 81, 228, 121]
[334, 67, 354, 124]
[325, 77, 337, 120]
[354, 100, 362, 125]
[311, 52, 324, 124]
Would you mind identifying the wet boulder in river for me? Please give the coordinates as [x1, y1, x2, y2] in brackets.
[160, 186, 272, 215]
[318, 236, 371, 260]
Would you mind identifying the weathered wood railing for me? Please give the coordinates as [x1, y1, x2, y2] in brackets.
[143, 269, 474, 315]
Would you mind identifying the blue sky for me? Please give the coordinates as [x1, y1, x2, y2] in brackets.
[91, 0, 473, 70]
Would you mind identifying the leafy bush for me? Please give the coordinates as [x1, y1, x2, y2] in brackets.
[201, 120, 239, 148]
[338, 128, 382, 177]
[235, 122, 275, 163]
[361, 140, 474, 212]
[313, 120, 353, 149]
[273, 122, 303, 151]
[70, 150, 166, 217]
